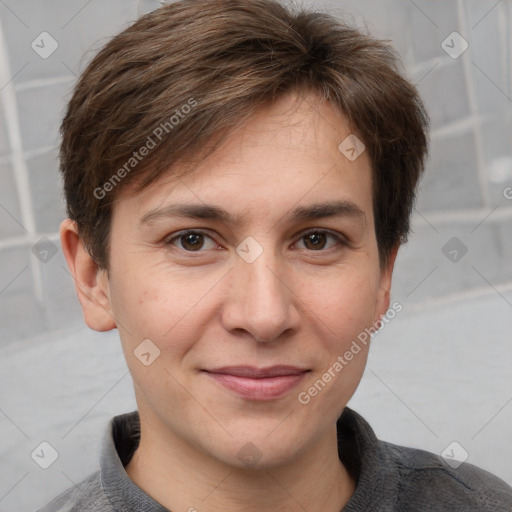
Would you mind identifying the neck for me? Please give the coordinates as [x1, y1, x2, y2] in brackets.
[125, 415, 355, 512]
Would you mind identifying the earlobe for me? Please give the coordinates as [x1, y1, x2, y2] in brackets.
[59, 218, 117, 332]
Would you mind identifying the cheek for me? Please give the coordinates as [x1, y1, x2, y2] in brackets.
[301, 264, 380, 336]
[109, 265, 214, 356]
[297, 273, 377, 419]
[297, 265, 378, 391]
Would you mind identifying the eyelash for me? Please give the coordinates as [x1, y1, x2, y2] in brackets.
[165, 228, 348, 254]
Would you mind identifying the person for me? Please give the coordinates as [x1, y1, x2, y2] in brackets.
[37, 0, 512, 510]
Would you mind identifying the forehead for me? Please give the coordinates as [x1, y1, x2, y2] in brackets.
[114, 91, 374, 224]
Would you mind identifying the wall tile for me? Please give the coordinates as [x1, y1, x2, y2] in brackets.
[416, 131, 483, 211]
[0, 245, 45, 343]
[0, 160, 26, 237]
[409, 0, 459, 63]
[417, 59, 471, 130]
[319, 0, 412, 63]
[39, 239, 84, 333]
[392, 218, 512, 304]
[16, 82, 70, 151]
[0, 105, 9, 156]
[0, 1, 510, 353]
[26, 148, 65, 233]
[0, 0, 139, 84]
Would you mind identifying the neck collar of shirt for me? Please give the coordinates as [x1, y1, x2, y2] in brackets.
[99, 407, 389, 511]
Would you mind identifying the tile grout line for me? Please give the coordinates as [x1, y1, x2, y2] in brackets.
[410, 55, 452, 77]
[458, 0, 492, 208]
[506, 0, 512, 102]
[0, 21, 34, 233]
[0, 18, 44, 304]
[410, 205, 512, 228]
[429, 113, 485, 139]
[0, 232, 60, 250]
[14, 75, 75, 93]
[497, 1, 508, 99]
[510, 1, 512, 97]
[402, 279, 512, 314]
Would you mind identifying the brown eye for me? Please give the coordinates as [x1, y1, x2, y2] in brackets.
[296, 229, 345, 251]
[180, 232, 204, 251]
[303, 231, 327, 250]
[167, 230, 217, 252]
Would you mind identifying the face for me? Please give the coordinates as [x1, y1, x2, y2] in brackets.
[73, 91, 396, 469]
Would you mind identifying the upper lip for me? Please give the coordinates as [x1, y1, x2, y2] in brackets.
[203, 365, 310, 378]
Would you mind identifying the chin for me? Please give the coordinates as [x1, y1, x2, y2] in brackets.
[203, 425, 305, 471]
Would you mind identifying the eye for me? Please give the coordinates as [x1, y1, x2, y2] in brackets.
[166, 230, 219, 252]
[165, 228, 347, 253]
[295, 229, 346, 251]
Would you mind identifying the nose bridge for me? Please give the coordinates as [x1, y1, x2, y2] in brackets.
[243, 247, 282, 299]
[223, 235, 296, 342]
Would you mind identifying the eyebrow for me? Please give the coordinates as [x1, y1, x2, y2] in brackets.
[140, 199, 367, 227]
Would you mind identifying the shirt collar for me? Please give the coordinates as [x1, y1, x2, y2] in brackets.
[99, 407, 386, 511]
[99, 410, 169, 511]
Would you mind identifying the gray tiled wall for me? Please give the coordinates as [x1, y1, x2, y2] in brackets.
[0, 0, 512, 344]
[1, 1, 512, 510]
[0, 2, 511, 341]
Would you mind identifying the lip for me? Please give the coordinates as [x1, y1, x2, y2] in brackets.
[202, 365, 310, 400]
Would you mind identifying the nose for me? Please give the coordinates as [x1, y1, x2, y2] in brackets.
[220, 243, 300, 343]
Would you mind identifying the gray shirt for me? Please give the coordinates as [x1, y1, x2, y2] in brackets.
[36, 407, 512, 511]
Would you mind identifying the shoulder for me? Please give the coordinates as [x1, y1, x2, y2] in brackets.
[379, 440, 512, 511]
[35, 470, 114, 512]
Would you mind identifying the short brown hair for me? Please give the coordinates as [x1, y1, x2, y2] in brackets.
[60, 0, 429, 270]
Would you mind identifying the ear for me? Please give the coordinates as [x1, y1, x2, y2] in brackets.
[374, 242, 400, 326]
[60, 218, 117, 332]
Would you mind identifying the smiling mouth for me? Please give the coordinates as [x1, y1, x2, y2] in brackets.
[202, 365, 310, 400]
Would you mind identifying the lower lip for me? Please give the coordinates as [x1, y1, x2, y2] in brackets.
[204, 372, 308, 400]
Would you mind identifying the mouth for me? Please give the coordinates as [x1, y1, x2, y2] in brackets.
[201, 365, 311, 400]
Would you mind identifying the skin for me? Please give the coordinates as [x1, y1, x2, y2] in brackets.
[61, 90, 399, 512]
